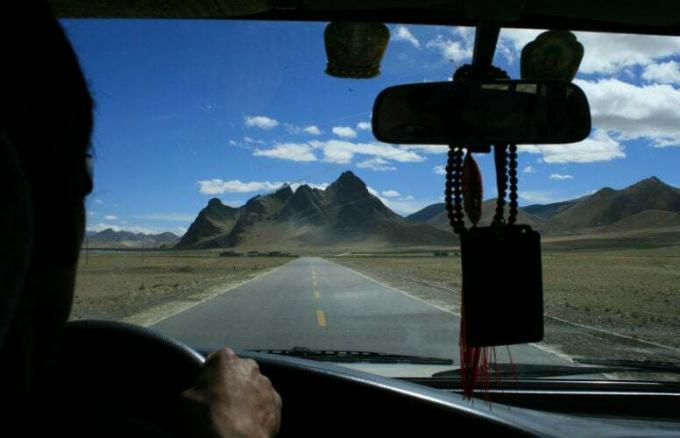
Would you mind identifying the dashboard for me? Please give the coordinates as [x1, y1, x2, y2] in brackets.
[241, 351, 680, 437]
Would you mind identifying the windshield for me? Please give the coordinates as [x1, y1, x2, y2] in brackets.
[65, 19, 680, 381]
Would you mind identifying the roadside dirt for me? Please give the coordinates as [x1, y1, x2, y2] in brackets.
[72, 253, 291, 323]
[332, 250, 680, 365]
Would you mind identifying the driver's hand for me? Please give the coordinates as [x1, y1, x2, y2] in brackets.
[178, 348, 282, 437]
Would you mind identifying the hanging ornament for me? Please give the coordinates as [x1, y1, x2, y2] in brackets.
[521, 30, 583, 81]
[444, 65, 545, 398]
[324, 22, 390, 79]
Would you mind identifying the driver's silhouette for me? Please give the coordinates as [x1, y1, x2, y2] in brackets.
[0, 1, 281, 436]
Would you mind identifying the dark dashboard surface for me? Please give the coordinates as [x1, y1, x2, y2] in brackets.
[235, 351, 680, 437]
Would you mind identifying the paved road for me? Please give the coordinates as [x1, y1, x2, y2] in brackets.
[152, 257, 568, 366]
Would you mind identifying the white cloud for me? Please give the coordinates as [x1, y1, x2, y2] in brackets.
[135, 213, 195, 222]
[290, 182, 329, 192]
[244, 115, 279, 129]
[499, 29, 680, 74]
[523, 165, 536, 174]
[518, 130, 625, 163]
[244, 136, 265, 145]
[550, 173, 574, 180]
[642, 60, 680, 84]
[176, 226, 188, 235]
[398, 144, 447, 155]
[519, 191, 562, 205]
[433, 165, 446, 175]
[253, 143, 317, 162]
[303, 125, 322, 135]
[310, 139, 425, 164]
[381, 190, 401, 198]
[197, 179, 283, 194]
[575, 78, 680, 146]
[104, 215, 118, 221]
[367, 186, 434, 215]
[229, 140, 237, 146]
[87, 223, 163, 235]
[332, 126, 358, 138]
[356, 157, 396, 171]
[356, 121, 371, 131]
[94, 199, 104, 205]
[426, 33, 473, 63]
[393, 25, 420, 48]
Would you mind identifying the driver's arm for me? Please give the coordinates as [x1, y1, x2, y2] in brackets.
[177, 348, 282, 438]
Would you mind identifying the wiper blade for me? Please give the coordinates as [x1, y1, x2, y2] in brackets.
[432, 360, 680, 379]
[432, 363, 618, 379]
[574, 358, 680, 373]
[251, 347, 453, 365]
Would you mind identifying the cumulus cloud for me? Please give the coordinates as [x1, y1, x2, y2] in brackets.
[244, 137, 265, 145]
[356, 121, 371, 131]
[197, 179, 283, 194]
[356, 158, 396, 171]
[87, 223, 164, 235]
[332, 126, 358, 138]
[550, 173, 574, 180]
[498, 29, 680, 74]
[135, 213, 196, 222]
[94, 199, 104, 205]
[244, 115, 279, 129]
[519, 130, 625, 164]
[519, 191, 563, 205]
[399, 144, 447, 154]
[433, 165, 446, 175]
[310, 139, 425, 164]
[367, 186, 434, 215]
[426, 34, 473, 63]
[381, 190, 401, 197]
[523, 165, 537, 174]
[575, 78, 680, 146]
[642, 60, 680, 84]
[290, 182, 329, 192]
[104, 215, 118, 221]
[393, 25, 420, 48]
[303, 125, 322, 135]
[253, 143, 317, 162]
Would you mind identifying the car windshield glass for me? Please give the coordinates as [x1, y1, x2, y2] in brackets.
[65, 19, 680, 381]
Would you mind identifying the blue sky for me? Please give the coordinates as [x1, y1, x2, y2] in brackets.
[61, 20, 680, 235]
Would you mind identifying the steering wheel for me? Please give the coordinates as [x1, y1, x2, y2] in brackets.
[50, 320, 205, 432]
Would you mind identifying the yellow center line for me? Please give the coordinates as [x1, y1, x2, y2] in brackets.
[316, 310, 327, 327]
[314, 290, 320, 299]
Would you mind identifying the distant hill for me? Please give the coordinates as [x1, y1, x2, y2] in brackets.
[86, 229, 180, 248]
[522, 200, 578, 219]
[406, 203, 445, 222]
[547, 177, 680, 232]
[409, 176, 680, 235]
[177, 171, 454, 250]
[408, 199, 545, 231]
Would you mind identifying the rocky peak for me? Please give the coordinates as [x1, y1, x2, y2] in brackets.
[328, 171, 369, 200]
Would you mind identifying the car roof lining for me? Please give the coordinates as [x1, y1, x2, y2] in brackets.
[49, 0, 680, 36]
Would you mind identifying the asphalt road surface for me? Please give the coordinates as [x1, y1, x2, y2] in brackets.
[152, 257, 568, 366]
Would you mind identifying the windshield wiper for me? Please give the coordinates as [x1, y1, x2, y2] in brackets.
[251, 347, 453, 365]
[573, 358, 680, 373]
[431, 363, 622, 379]
[432, 360, 680, 379]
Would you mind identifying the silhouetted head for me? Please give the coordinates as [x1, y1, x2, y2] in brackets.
[0, 0, 93, 395]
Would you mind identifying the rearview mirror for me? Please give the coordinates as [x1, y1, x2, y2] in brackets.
[372, 80, 591, 146]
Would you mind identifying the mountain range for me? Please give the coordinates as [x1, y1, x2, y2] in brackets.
[85, 229, 180, 248]
[178, 173, 680, 250]
[176, 171, 454, 250]
[407, 176, 680, 234]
